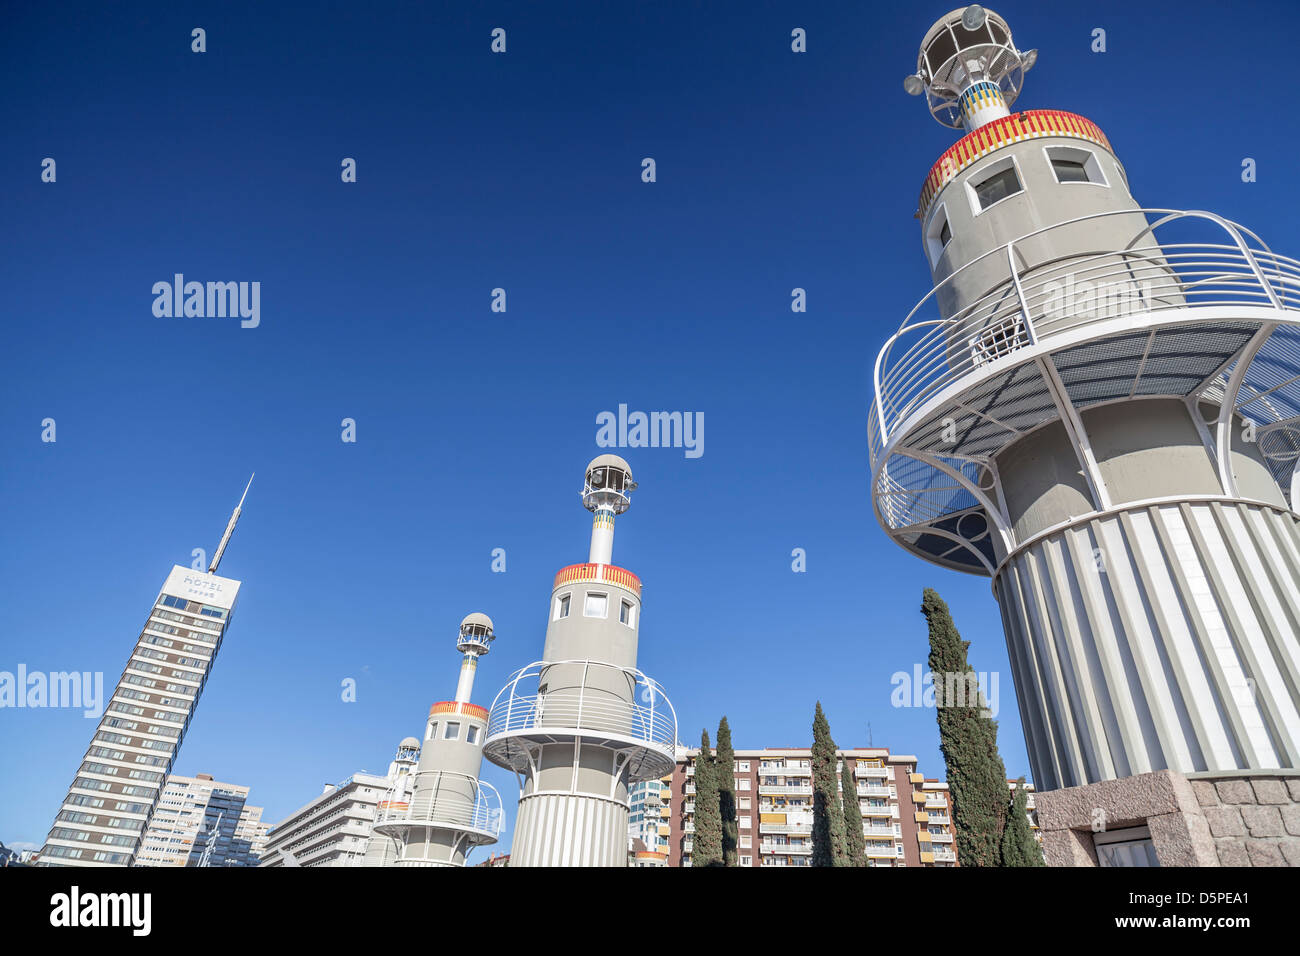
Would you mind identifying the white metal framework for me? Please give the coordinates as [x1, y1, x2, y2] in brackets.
[870, 207, 1300, 576]
[482, 659, 677, 784]
[908, 6, 1036, 128]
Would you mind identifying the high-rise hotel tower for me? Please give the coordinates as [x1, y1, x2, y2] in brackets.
[484, 456, 677, 866]
[39, 479, 252, 867]
[871, 7, 1300, 862]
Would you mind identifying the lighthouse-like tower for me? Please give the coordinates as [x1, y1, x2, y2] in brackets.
[368, 614, 503, 866]
[360, 738, 421, 866]
[484, 455, 677, 866]
[872, 7, 1300, 856]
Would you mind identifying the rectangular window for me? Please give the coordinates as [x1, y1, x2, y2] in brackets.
[467, 725, 480, 745]
[555, 593, 571, 620]
[619, 600, 635, 627]
[443, 722, 460, 740]
[1051, 158, 1089, 182]
[584, 593, 608, 618]
[939, 217, 952, 247]
[1045, 146, 1107, 186]
[426, 721, 437, 741]
[973, 164, 1022, 209]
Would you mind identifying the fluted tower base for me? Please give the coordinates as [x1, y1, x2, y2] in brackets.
[510, 791, 628, 867]
[996, 497, 1300, 792]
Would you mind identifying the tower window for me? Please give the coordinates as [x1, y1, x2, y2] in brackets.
[1052, 159, 1088, 182]
[925, 204, 952, 267]
[426, 722, 437, 740]
[443, 722, 461, 740]
[584, 592, 608, 618]
[466, 725, 480, 745]
[620, 600, 636, 627]
[555, 594, 571, 620]
[972, 164, 1022, 210]
[1044, 146, 1108, 186]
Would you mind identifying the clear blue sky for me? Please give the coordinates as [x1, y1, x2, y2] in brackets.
[3, 1, 1297, 860]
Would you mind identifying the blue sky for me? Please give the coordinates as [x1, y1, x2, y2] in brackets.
[3, 1, 1298, 860]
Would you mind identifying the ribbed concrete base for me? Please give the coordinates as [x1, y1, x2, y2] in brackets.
[393, 858, 460, 867]
[995, 499, 1300, 791]
[510, 792, 628, 867]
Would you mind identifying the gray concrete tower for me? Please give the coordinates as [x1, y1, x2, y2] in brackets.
[873, 6, 1300, 794]
[484, 455, 677, 866]
[368, 614, 503, 866]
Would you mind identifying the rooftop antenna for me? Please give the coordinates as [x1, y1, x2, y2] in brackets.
[208, 474, 253, 574]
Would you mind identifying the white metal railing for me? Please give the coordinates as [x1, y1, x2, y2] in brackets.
[870, 209, 1300, 482]
[855, 765, 891, 778]
[484, 659, 677, 757]
[758, 822, 813, 834]
[372, 775, 502, 841]
[760, 842, 813, 855]
[757, 784, 813, 795]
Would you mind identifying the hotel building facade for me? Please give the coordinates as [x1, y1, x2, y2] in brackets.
[39, 565, 242, 867]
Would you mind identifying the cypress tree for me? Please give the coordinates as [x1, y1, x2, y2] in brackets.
[922, 588, 1010, 867]
[840, 758, 867, 867]
[1000, 779, 1045, 866]
[716, 716, 738, 867]
[811, 702, 848, 867]
[692, 728, 723, 867]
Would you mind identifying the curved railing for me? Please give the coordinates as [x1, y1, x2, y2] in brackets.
[484, 660, 676, 769]
[372, 774, 502, 842]
[870, 209, 1300, 471]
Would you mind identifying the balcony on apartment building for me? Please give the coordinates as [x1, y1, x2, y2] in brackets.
[854, 765, 891, 778]
[856, 783, 893, 797]
[760, 842, 813, 856]
[757, 783, 813, 796]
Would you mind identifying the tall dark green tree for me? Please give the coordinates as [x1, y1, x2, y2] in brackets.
[811, 702, 848, 867]
[715, 716, 738, 867]
[1000, 779, 1045, 866]
[922, 588, 1010, 867]
[692, 728, 723, 867]
[839, 758, 868, 867]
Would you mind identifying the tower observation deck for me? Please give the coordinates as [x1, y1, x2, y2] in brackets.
[873, 7, 1300, 792]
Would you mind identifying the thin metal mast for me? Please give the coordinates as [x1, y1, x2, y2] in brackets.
[208, 474, 253, 574]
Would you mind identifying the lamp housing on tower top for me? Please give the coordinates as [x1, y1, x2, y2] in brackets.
[582, 454, 637, 515]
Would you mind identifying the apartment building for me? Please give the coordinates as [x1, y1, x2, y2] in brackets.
[670, 748, 954, 867]
[628, 774, 673, 859]
[258, 771, 394, 867]
[135, 773, 267, 867]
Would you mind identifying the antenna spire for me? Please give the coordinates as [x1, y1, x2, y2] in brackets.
[208, 474, 253, 574]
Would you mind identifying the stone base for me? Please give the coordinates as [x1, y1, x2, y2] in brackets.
[1036, 769, 1300, 866]
[1188, 771, 1300, 867]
